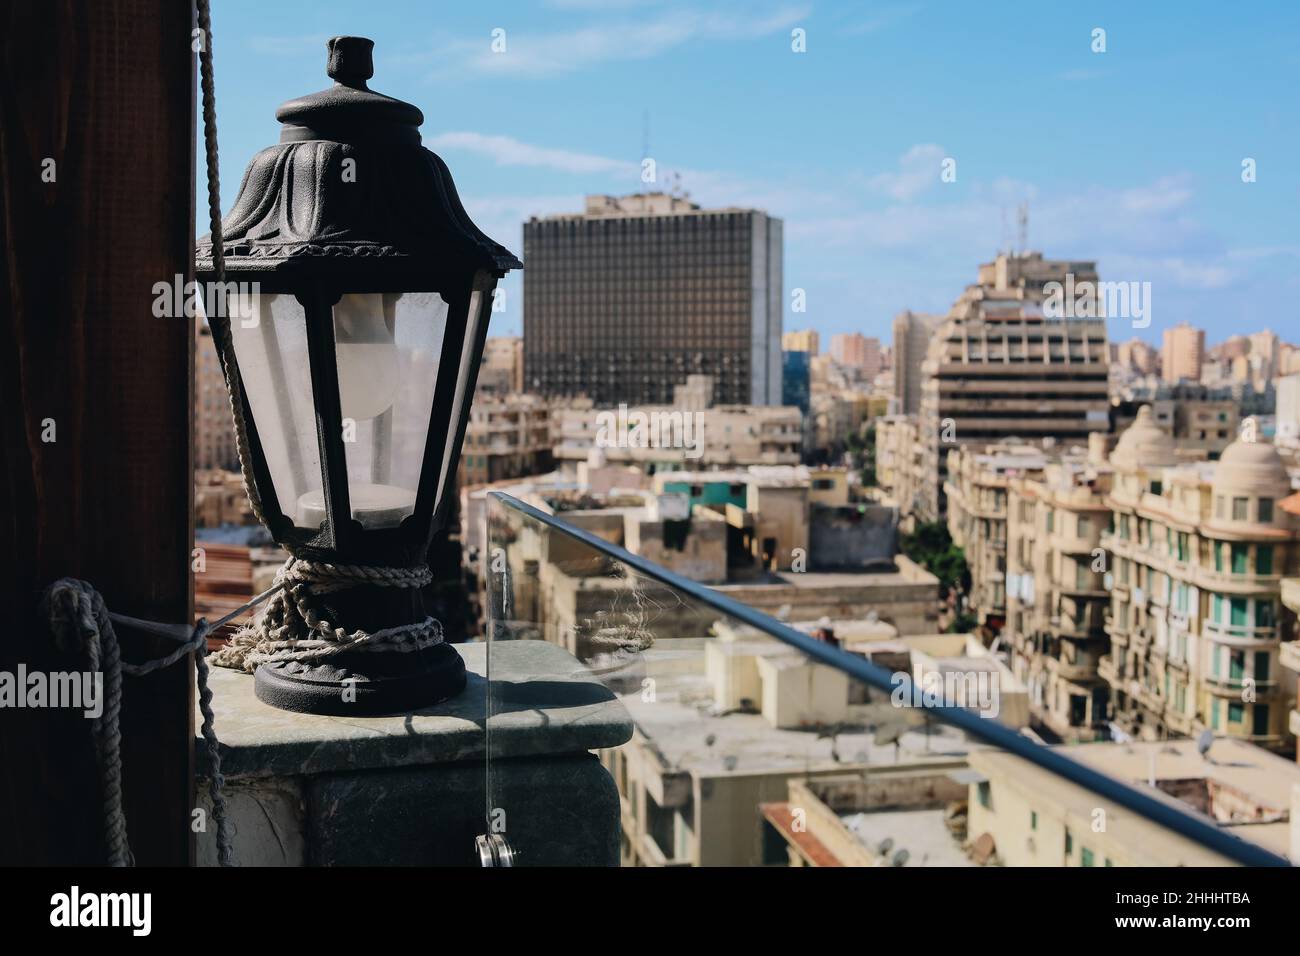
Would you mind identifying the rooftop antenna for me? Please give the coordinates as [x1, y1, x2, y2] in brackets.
[640, 109, 650, 195]
[1017, 201, 1029, 255]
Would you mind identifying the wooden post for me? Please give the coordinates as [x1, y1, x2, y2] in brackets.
[0, 0, 196, 864]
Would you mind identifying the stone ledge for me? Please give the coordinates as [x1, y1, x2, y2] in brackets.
[199, 641, 633, 779]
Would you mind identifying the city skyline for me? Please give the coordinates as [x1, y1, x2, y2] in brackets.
[208, 0, 1300, 349]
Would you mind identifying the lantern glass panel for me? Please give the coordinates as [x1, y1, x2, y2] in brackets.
[228, 293, 323, 530]
[434, 288, 486, 510]
[328, 291, 450, 529]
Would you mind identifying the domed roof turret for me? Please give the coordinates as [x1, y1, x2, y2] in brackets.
[1111, 405, 1177, 470]
[1213, 438, 1291, 497]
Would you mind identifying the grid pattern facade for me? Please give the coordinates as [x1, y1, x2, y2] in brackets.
[523, 204, 781, 407]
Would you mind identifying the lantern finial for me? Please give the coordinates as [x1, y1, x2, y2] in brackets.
[326, 36, 374, 89]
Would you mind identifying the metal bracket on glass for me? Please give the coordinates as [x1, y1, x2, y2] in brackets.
[475, 833, 515, 867]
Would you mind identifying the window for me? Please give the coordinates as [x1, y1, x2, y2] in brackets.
[1259, 498, 1274, 522]
[1232, 497, 1248, 520]
[977, 782, 992, 810]
[812, 478, 834, 491]
[1231, 597, 1247, 627]
[1081, 847, 1095, 867]
[1214, 542, 1223, 572]
[1077, 515, 1092, 537]
[1177, 532, 1189, 561]
[1065, 829, 1073, 856]
[1030, 811, 1038, 831]
[1228, 701, 1244, 724]
[1046, 510, 1055, 533]
[1254, 651, 1270, 682]
[1150, 480, 1162, 495]
[1231, 543, 1248, 574]
[1211, 699, 1220, 729]
[1257, 600, 1275, 628]
[1253, 704, 1269, 737]
[1257, 545, 1273, 575]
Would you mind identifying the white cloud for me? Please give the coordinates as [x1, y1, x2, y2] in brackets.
[866, 144, 947, 202]
[427, 132, 638, 177]
[427, 4, 810, 79]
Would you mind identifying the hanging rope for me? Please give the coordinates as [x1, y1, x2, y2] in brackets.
[210, 559, 445, 672]
[196, 0, 266, 527]
[40, 579, 235, 867]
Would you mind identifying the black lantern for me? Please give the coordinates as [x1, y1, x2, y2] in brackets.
[196, 37, 520, 714]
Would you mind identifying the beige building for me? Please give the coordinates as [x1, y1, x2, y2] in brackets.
[196, 317, 238, 472]
[478, 336, 524, 395]
[1281, 543, 1300, 760]
[552, 376, 802, 472]
[1115, 337, 1160, 376]
[968, 737, 1300, 865]
[605, 623, 1013, 866]
[1003, 446, 1115, 741]
[459, 392, 552, 488]
[782, 329, 819, 355]
[1101, 407, 1299, 751]
[873, 415, 926, 527]
[917, 251, 1110, 521]
[830, 333, 882, 379]
[1161, 322, 1205, 384]
[945, 443, 1050, 627]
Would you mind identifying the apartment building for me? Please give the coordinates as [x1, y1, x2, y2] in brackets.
[1101, 407, 1300, 751]
[944, 444, 1050, 629]
[892, 310, 941, 416]
[523, 192, 782, 407]
[873, 415, 926, 528]
[1003, 446, 1115, 741]
[551, 375, 802, 473]
[917, 251, 1110, 520]
[830, 333, 882, 379]
[458, 392, 553, 488]
[1161, 322, 1205, 384]
[968, 737, 1300, 866]
[1281, 548, 1300, 760]
[196, 317, 239, 472]
[782, 329, 819, 355]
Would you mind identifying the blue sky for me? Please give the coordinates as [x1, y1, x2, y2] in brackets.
[205, 0, 1300, 348]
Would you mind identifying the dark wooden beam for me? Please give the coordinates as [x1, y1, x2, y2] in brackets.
[0, 0, 196, 865]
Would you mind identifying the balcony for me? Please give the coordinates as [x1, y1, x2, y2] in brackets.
[424, 492, 1291, 867]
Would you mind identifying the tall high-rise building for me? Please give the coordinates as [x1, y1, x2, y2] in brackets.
[830, 332, 882, 378]
[523, 193, 783, 407]
[1116, 337, 1159, 376]
[1161, 322, 1205, 383]
[917, 251, 1110, 520]
[891, 310, 940, 416]
[782, 329, 819, 355]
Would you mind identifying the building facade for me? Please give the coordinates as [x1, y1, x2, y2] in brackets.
[891, 310, 939, 416]
[1161, 322, 1205, 384]
[523, 192, 783, 407]
[917, 252, 1110, 520]
[1101, 408, 1299, 752]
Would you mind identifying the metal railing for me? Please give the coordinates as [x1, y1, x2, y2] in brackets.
[489, 490, 1291, 867]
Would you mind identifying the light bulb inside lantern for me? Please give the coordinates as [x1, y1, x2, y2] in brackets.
[333, 293, 400, 421]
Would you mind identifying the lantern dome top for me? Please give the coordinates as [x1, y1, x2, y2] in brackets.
[274, 37, 424, 145]
[196, 36, 521, 282]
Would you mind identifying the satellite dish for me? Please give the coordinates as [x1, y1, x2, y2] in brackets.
[874, 722, 906, 747]
[876, 837, 894, 856]
[891, 849, 910, 867]
[1197, 729, 1214, 760]
[704, 734, 717, 748]
[723, 754, 738, 771]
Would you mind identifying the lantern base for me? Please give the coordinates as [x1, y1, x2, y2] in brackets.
[253, 641, 467, 716]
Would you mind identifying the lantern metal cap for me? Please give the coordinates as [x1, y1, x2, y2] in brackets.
[196, 36, 521, 281]
[274, 36, 424, 145]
